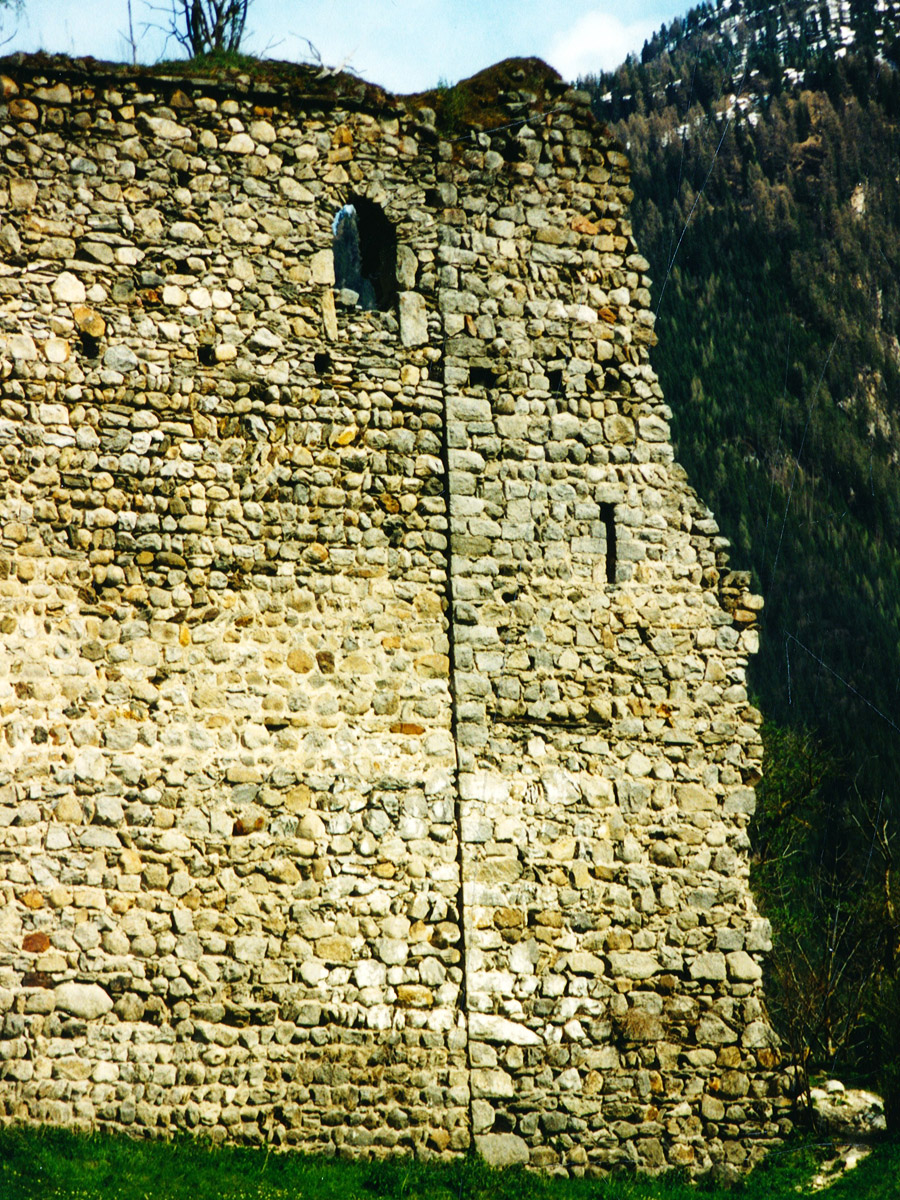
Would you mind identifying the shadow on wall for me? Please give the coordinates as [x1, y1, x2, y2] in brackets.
[332, 195, 398, 311]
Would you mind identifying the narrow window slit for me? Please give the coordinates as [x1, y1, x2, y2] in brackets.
[197, 344, 216, 366]
[601, 503, 617, 584]
[314, 352, 332, 375]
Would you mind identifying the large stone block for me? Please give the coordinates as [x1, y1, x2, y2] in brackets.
[53, 983, 113, 1020]
[475, 1134, 530, 1167]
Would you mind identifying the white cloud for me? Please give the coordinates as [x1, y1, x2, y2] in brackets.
[547, 10, 658, 80]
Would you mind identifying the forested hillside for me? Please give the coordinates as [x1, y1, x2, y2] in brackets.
[585, 0, 900, 1117]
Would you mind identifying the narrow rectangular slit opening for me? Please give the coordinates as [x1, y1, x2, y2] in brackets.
[600, 503, 617, 584]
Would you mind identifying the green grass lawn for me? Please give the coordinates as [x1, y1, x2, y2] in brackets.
[0, 1125, 897, 1200]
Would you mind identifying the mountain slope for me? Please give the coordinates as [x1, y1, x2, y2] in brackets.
[638, 0, 900, 76]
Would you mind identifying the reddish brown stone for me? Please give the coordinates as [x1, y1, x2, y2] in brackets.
[22, 931, 50, 953]
[21, 971, 53, 989]
[233, 816, 264, 836]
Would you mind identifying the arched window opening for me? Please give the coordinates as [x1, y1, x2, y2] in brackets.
[332, 195, 397, 312]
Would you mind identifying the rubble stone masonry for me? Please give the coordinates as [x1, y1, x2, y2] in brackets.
[0, 54, 788, 1175]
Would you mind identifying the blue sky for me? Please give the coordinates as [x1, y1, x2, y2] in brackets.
[3, 1, 689, 91]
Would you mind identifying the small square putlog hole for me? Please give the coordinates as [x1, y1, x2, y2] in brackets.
[469, 365, 497, 389]
[79, 331, 101, 358]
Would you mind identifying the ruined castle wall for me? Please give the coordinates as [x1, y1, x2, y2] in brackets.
[0, 58, 786, 1174]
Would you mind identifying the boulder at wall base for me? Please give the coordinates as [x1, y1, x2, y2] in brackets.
[475, 1133, 530, 1167]
[53, 982, 113, 1019]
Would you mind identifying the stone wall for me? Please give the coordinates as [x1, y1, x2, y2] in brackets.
[0, 54, 787, 1175]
